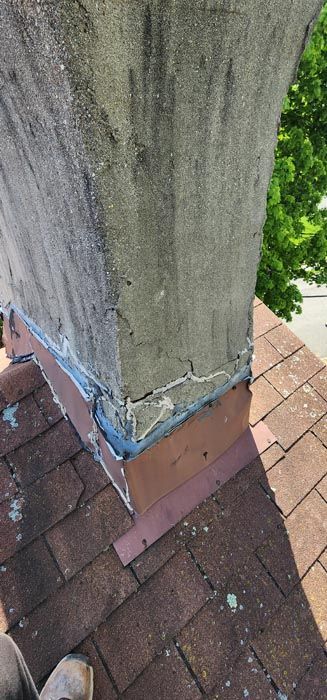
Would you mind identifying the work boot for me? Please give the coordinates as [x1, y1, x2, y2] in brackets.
[40, 654, 93, 700]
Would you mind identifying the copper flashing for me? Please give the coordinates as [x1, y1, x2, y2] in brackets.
[97, 430, 126, 495]
[29, 334, 95, 451]
[3, 312, 96, 451]
[2, 306, 261, 523]
[3, 312, 31, 357]
[114, 421, 275, 565]
[125, 382, 251, 513]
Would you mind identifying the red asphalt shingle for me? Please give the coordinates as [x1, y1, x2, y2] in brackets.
[312, 414, 327, 447]
[46, 486, 133, 580]
[310, 366, 327, 401]
[249, 375, 283, 424]
[253, 304, 281, 339]
[265, 323, 304, 358]
[7, 419, 81, 487]
[94, 551, 210, 692]
[11, 549, 137, 682]
[214, 458, 263, 508]
[264, 383, 327, 449]
[0, 361, 45, 405]
[76, 638, 118, 700]
[214, 443, 284, 507]
[264, 345, 324, 398]
[294, 648, 327, 699]
[178, 556, 283, 692]
[188, 484, 281, 592]
[178, 599, 241, 692]
[262, 432, 327, 516]
[71, 451, 110, 504]
[0, 395, 48, 457]
[121, 645, 202, 700]
[0, 538, 62, 632]
[252, 564, 327, 695]
[0, 458, 16, 504]
[257, 490, 327, 595]
[131, 496, 221, 584]
[317, 474, 327, 501]
[252, 336, 283, 378]
[34, 383, 63, 425]
[320, 548, 327, 573]
[209, 649, 276, 699]
[0, 461, 84, 562]
[259, 442, 285, 471]
[178, 554, 282, 693]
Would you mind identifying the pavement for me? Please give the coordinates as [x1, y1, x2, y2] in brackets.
[287, 280, 327, 362]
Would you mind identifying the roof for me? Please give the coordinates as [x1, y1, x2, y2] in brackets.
[0, 300, 326, 699]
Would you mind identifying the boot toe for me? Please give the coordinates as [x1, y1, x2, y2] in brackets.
[40, 654, 93, 700]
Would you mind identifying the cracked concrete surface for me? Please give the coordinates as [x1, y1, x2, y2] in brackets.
[123, 340, 253, 440]
[0, 1, 323, 442]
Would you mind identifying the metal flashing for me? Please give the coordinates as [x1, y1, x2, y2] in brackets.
[113, 421, 276, 565]
[2, 304, 257, 516]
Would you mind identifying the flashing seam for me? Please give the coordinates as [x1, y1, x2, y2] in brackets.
[2, 304, 252, 461]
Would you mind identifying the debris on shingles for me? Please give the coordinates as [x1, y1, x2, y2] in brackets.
[226, 593, 238, 611]
[0, 300, 326, 699]
[8, 497, 24, 523]
[2, 403, 19, 429]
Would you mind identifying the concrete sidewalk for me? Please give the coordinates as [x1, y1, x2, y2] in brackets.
[287, 280, 327, 362]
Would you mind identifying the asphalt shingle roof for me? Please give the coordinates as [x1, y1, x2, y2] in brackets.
[0, 299, 326, 698]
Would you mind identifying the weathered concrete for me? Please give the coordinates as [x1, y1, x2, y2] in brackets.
[0, 1, 323, 444]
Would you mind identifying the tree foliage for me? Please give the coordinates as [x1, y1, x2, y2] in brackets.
[256, 4, 327, 320]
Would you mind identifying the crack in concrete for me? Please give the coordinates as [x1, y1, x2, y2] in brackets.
[125, 337, 253, 440]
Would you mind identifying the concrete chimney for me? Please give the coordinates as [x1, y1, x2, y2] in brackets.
[0, 1, 322, 514]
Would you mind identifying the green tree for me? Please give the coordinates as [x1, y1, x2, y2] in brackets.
[256, 4, 327, 321]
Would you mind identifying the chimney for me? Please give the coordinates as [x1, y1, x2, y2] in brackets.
[0, 1, 322, 515]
